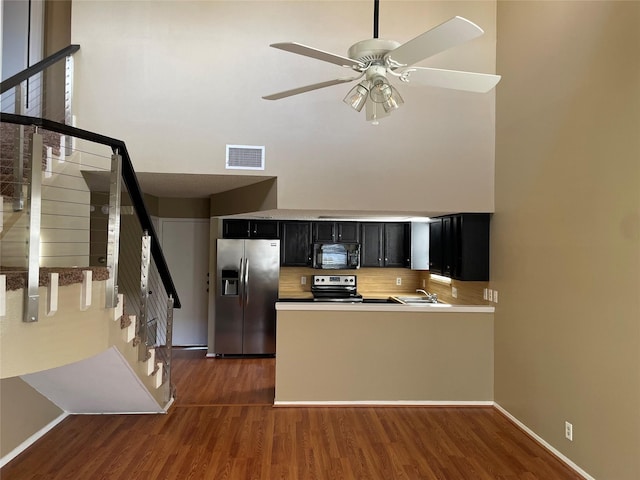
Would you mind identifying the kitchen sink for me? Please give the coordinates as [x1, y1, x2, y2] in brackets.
[391, 296, 442, 305]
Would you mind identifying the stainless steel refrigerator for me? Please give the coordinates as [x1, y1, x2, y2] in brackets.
[214, 239, 280, 356]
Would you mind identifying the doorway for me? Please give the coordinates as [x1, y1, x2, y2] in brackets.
[158, 218, 210, 346]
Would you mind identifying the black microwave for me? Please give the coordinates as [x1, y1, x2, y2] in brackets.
[312, 243, 360, 269]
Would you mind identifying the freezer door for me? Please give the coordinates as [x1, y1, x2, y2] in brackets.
[214, 239, 245, 354]
[243, 240, 280, 354]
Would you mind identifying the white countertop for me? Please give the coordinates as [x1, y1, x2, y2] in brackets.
[276, 302, 494, 313]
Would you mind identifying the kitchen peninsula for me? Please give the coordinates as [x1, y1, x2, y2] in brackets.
[275, 302, 494, 405]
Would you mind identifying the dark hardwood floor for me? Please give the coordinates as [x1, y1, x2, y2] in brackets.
[1, 348, 583, 479]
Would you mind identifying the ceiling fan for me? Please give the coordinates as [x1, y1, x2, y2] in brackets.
[262, 0, 501, 123]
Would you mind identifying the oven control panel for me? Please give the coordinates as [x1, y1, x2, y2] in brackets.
[312, 275, 357, 287]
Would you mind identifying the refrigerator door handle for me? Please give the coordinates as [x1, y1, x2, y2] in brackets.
[238, 257, 244, 306]
[244, 257, 250, 305]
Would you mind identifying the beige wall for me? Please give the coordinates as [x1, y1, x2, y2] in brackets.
[43, 0, 71, 120]
[0, 282, 111, 379]
[276, 309, 494, 402]
[0, 376, 63, 458]
[493, 2, 640, 479]
[210, 179, 277, 217]
[71, 1, 498, 215]
[135, 193, 210, 219]
[157, 197, 210, 219]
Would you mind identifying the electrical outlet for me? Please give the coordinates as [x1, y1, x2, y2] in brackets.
[483, 288, 488, 300]
[396, 277, 402, 286]
[493, 290, 498, 303]
[452, 287, 458, 298]
[422, 279, 426, 288]
[300, 276, 306, 285]
[488, 289, 493, 302]
[565, 421, 573, 441]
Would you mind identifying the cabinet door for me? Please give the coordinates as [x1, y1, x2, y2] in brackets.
[430, 213, 490, 280]
[280, 221, 312, 266]
[360, 223, 384, 267]
[455, 213, 490, 281]
[336, 222, 359, 242]
[223, 219, 250, 238]
[312, 222, 335, 242]
[250, 220, 279, 239]
[383, 223, 407, 267]
[442, 216, 454, 277]
[429, 219, 443, 274]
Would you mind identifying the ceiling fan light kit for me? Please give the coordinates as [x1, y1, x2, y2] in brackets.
[381, 85, 404, 112]
[263, 1, 501, 124]
[343, 81, 371, 112]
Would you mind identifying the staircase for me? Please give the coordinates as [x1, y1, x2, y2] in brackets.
[1, 42, 180, 467]
[1, 277, 173, 413]
[1, 116, 177, 412]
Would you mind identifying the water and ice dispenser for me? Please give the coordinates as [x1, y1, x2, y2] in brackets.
[221, 269, 238, 296]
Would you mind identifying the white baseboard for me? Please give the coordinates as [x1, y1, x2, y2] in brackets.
[0, 412, 69, 469]
[274, 400, 494, 407]
[163, 395, 175, 412]
[494, 403, 594, 480]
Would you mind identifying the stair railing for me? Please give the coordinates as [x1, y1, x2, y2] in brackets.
[1, 45, 180, 402]
[0, 117, 177, 403]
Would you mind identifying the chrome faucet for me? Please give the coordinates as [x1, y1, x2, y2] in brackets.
[416, 289, 438, 303]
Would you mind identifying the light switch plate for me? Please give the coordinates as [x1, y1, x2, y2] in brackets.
[494, 290, 498, 303]
[452, 287, 458, 298]
[483, 288, 488, 300]
[301, 276, 306, 285]
[488, 289, 493, 302]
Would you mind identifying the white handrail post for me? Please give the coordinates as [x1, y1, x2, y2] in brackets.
[64, 54, 74, 155]
[137, 232, 151, 361]
[165, 294, 174, 401]
[105, 151, 122, 308]
[13, 83, 27, 212]
[24, 130, 43, 322]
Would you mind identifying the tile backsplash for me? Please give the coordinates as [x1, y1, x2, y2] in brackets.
[422, 275, 491, 305]
[280, 267, 490, 305]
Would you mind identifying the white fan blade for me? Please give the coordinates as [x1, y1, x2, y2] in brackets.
[387, 16, 485, 68]
[365, 97, 390, 123]
[263, 77, 359, 100]
[404, 67, 501, 93]
[270, 42, 365, 69]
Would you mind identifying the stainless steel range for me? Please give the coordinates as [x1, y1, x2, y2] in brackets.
[311, 275, 363, 302]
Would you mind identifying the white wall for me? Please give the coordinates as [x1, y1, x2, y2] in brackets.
[70, 0, 498, 215]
